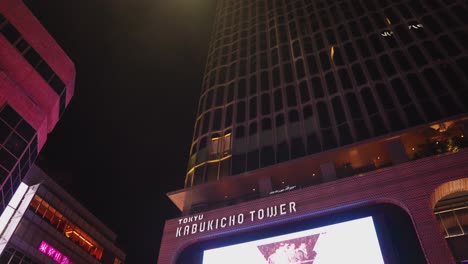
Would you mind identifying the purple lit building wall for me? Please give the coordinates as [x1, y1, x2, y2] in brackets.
[1, 1, 127, 263]
[159, 0, 468, 263]
[0, 0, 75, 213]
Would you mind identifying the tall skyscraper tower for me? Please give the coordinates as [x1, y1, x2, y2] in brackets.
[0, 0, 75, 214]
[160, 0, 468, 263]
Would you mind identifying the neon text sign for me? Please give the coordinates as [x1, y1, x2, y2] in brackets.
[38, 241, 73, 264]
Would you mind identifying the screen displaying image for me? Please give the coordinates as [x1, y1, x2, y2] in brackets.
[203, 216, 384, 264]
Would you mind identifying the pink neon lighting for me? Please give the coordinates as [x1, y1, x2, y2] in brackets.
[38, 241, 73, 264]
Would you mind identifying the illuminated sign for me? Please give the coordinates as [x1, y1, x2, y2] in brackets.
[381, 23, 424, 37]
[38, 241, 73, 264]
[203, 216, 384, 264]
[175, 201, 297, 238]
[269, 185, 297, 195]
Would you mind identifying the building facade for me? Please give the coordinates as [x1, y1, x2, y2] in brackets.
[0, 0, 75, 215]
[160, 0, 468, 263]
[0, 165, 126, 264]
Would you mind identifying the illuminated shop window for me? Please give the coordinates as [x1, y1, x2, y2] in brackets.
[209, 133, 231, 156]
[28, 195, 104, 261]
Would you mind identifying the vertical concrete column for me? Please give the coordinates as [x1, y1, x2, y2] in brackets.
[386, 137, 409, 165]
[404, 199, 456, 264]
[320, 162, 337, 182]
[258, 177, 272, 196]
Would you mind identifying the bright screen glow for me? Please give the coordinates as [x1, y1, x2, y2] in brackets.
[203, 216, 384, 264]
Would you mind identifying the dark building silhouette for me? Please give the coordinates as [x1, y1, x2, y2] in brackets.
[160, 0, 468, 263]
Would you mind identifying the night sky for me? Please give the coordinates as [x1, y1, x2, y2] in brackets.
[24, 1, 216, 263]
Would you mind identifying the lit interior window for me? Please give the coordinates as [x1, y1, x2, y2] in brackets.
[29, 195, 104, 261]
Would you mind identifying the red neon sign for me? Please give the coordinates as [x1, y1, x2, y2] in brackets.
[38, 241, 73, 264]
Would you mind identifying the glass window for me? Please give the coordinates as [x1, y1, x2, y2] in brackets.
[420, 100, 442, 122]
[225, 105, 233, 127]
[261, 118, 272, 131]
[235, 126, 245, 138]
[249, 76, 257, 95]
[238, 79, 247, 99]
[439, 35, 460, 57]
[249, 122, 257, 136]
[232, 153, 246, 174]
[0, 105, 21, 128]
[249, 97, 257, 119]
[391, 78, 411, 105]
[215, 87, 225, 106]
[295, 59, 305, 79]
[273, 67, 281, 87]
[403, 104, 423, 126]
[439, 95, 461, 116]
[274, 89, 283, 111]
[311, 77, 324, 99]
[275, 114, 285, 127]
[392, 50, 412, 71]
[276, 141, 290, 162]
[281, 45, 291, 61]
[338, 124, 353, 145]
[5, 132, 27, 158]
[291, 137, 306, 159]
[365, 60, 381, 81]
[354, 119, 370, 140]
[286, 86, 297, 107]
[303, 105, 313, 119]
[352, 64, 367, 85]
[344, 43, 357, 63]
[236, 101, 246, 123]
[319, 51, 331, 71]
[299, 81, 310, 103]
[356, 38, 371, 58]
[202, 112, 211, 133]
[0, 23, 20, 44]
[288, 110, 299, 123]
[227, 83, 234, 102]
[307, 55, 318, 75]
[325, 72, 337, 95]
[292, 41, 301, 57]
[332, 97, 346, 124]
[317, 102, 331, 128]
[338, 69, 353, 90]
[379, 55, 397, 76]
[322, 128, 337, 150]
[371, 115, 387, 135]
[261, 94, 271, 115]
[360, 88, 379, 114]
[370, 34, 384, 54]
[408, 46, 428, 67]
[346, 93, 363, 119]
[260, 146, 275, 167]
[307, 133, 321, 154]
[375, 83, 395, 110]
[283, 63, 294, 83]
[260, 71, 269, 91]
[423, 69, 444, 95]
[422, 15, 442, 34]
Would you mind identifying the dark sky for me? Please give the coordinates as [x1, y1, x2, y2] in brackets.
[24, 1, 216, 263]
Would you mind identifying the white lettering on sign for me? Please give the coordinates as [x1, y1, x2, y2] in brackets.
[382, 23, 423, 37]
[175, 201, 297, 238]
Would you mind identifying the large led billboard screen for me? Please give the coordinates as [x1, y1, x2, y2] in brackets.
[202, 216, 384, 264]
